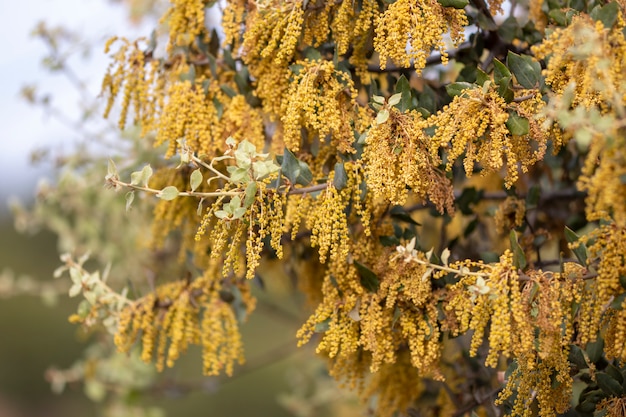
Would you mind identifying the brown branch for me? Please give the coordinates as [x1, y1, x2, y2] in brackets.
[288, 183, 328, 195]
[513, 93, 537, 102]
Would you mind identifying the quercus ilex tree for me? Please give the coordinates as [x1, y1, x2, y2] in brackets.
[19, 0, 626, 415]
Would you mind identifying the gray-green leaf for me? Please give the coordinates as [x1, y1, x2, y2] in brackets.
[507, 52, 541, 89]
[190, 169, 202, 192]
[506, 111, 530, 136]
[158, 186, 179, 201]
[333, 162, 348, 190]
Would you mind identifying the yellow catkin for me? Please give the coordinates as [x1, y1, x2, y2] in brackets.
[363, 108, 454, 212]
[428, 87, 548, 188]
[374, 0, 467, 72]
[114, 266, 251, 376]
[281, 59, 359, 153]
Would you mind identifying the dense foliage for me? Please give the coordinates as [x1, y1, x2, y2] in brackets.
[12, 0, 626, 415]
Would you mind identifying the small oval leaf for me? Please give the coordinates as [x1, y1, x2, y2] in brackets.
[190, 169, 202, 192]
[376, 109, 390, 125]
[158, 186, 179, 201]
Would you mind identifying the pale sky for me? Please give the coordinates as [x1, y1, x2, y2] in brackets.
[0, 0, 153, 206]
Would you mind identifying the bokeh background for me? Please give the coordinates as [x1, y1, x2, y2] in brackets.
[0, 1, 344, 416]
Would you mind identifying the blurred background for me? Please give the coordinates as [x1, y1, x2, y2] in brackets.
[0, 1, 351, 416]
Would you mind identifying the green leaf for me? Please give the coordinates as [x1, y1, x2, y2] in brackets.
[125, 191, 135, 212]
[220, 84, 237, 98]
[179, 65, 196, 83]
[576, 397, 601, 414]
[586, 337, 604, 364]
[281, 148, 301, 184]
[376, 109, 390, 124]
[463, 218, 478, 237]
[296, 160, 313, 186]
[206, 53, 218, 78]
[526, 185, 541, 208]
[504, 360, 518, 381]
[564, 226, 588, 265]
[223, 48, 236, 69]
[476, 68, 490, 86]
[606, 363, 624, 384]
[507, 51, 541, 89]
[289, 63, 304, 75]
[498, 16, 519, 43]
[506, 111, 530, 136]
[390, 206, 421, 225]
[354, 261, 380, 292]
[190, 169, 202, 192]
[395, 75, 412, 112]
[197, 198, 205, 216]
[232, 207, 247, 219]
[437, 0, 469, 8]
[314, 318, 330, 333]
[234, 66, 251, 94]
[244, 182, 257, 208]
[493, 58, 511, 85]
[333, 163, 348, 190]
[446, 82, 475, 98]
[497, 77, 514, 103]
[158, 186, 179, 201]
[590, 2, 619, 28]
[596, 372, 623, 396]
[568, 345, 588, 369]
[419, 85, 437, 113]
[229, 167, 250, 183]
[456, 187, 482, 215]
[548, 9, 568, 26]
[388, 93, 402, 107]
[107, 159, 118, 178]
[215, 210, 229, 219]
[304, 47, 322, 61]
[228, 195, 242, 213]
[372, 95, 385, 105]
[380, 235, 401, 247]
[610, 292, 626, 310]
[510, 230, 527, 270]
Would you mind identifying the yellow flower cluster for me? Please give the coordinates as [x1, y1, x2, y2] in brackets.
[115, 269, 246, 376]
[155, 80, 222, 158]
[307, 183, 351, 264]
[364, 108, 454, 212]
[297, 240, 445, 415]
[281, 59, 360, 153]
[102, 37, 163, 131]
[444, 256, 585, 417]
[226, 0, 377, 80]
[374, 0, 467, 72]
[494, 196, 526, 234]
[498, 270, 581, 417]
[150, 167, 200, 250]
[244, 187, 286, 278]
[160, 0, 208, 50]
[429, 87, 547, 188]
[247, 58, 291, 122]
[102, 36, 267, 161]
[578, 224, 626, 352]
[532, 13, 626, 111]
[359, 352, 426, 417]
[330, 0, 378, 81]
[237, 0, 305, 66]
[198, 180, 285, 280]
[578, 134, 626, 225]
